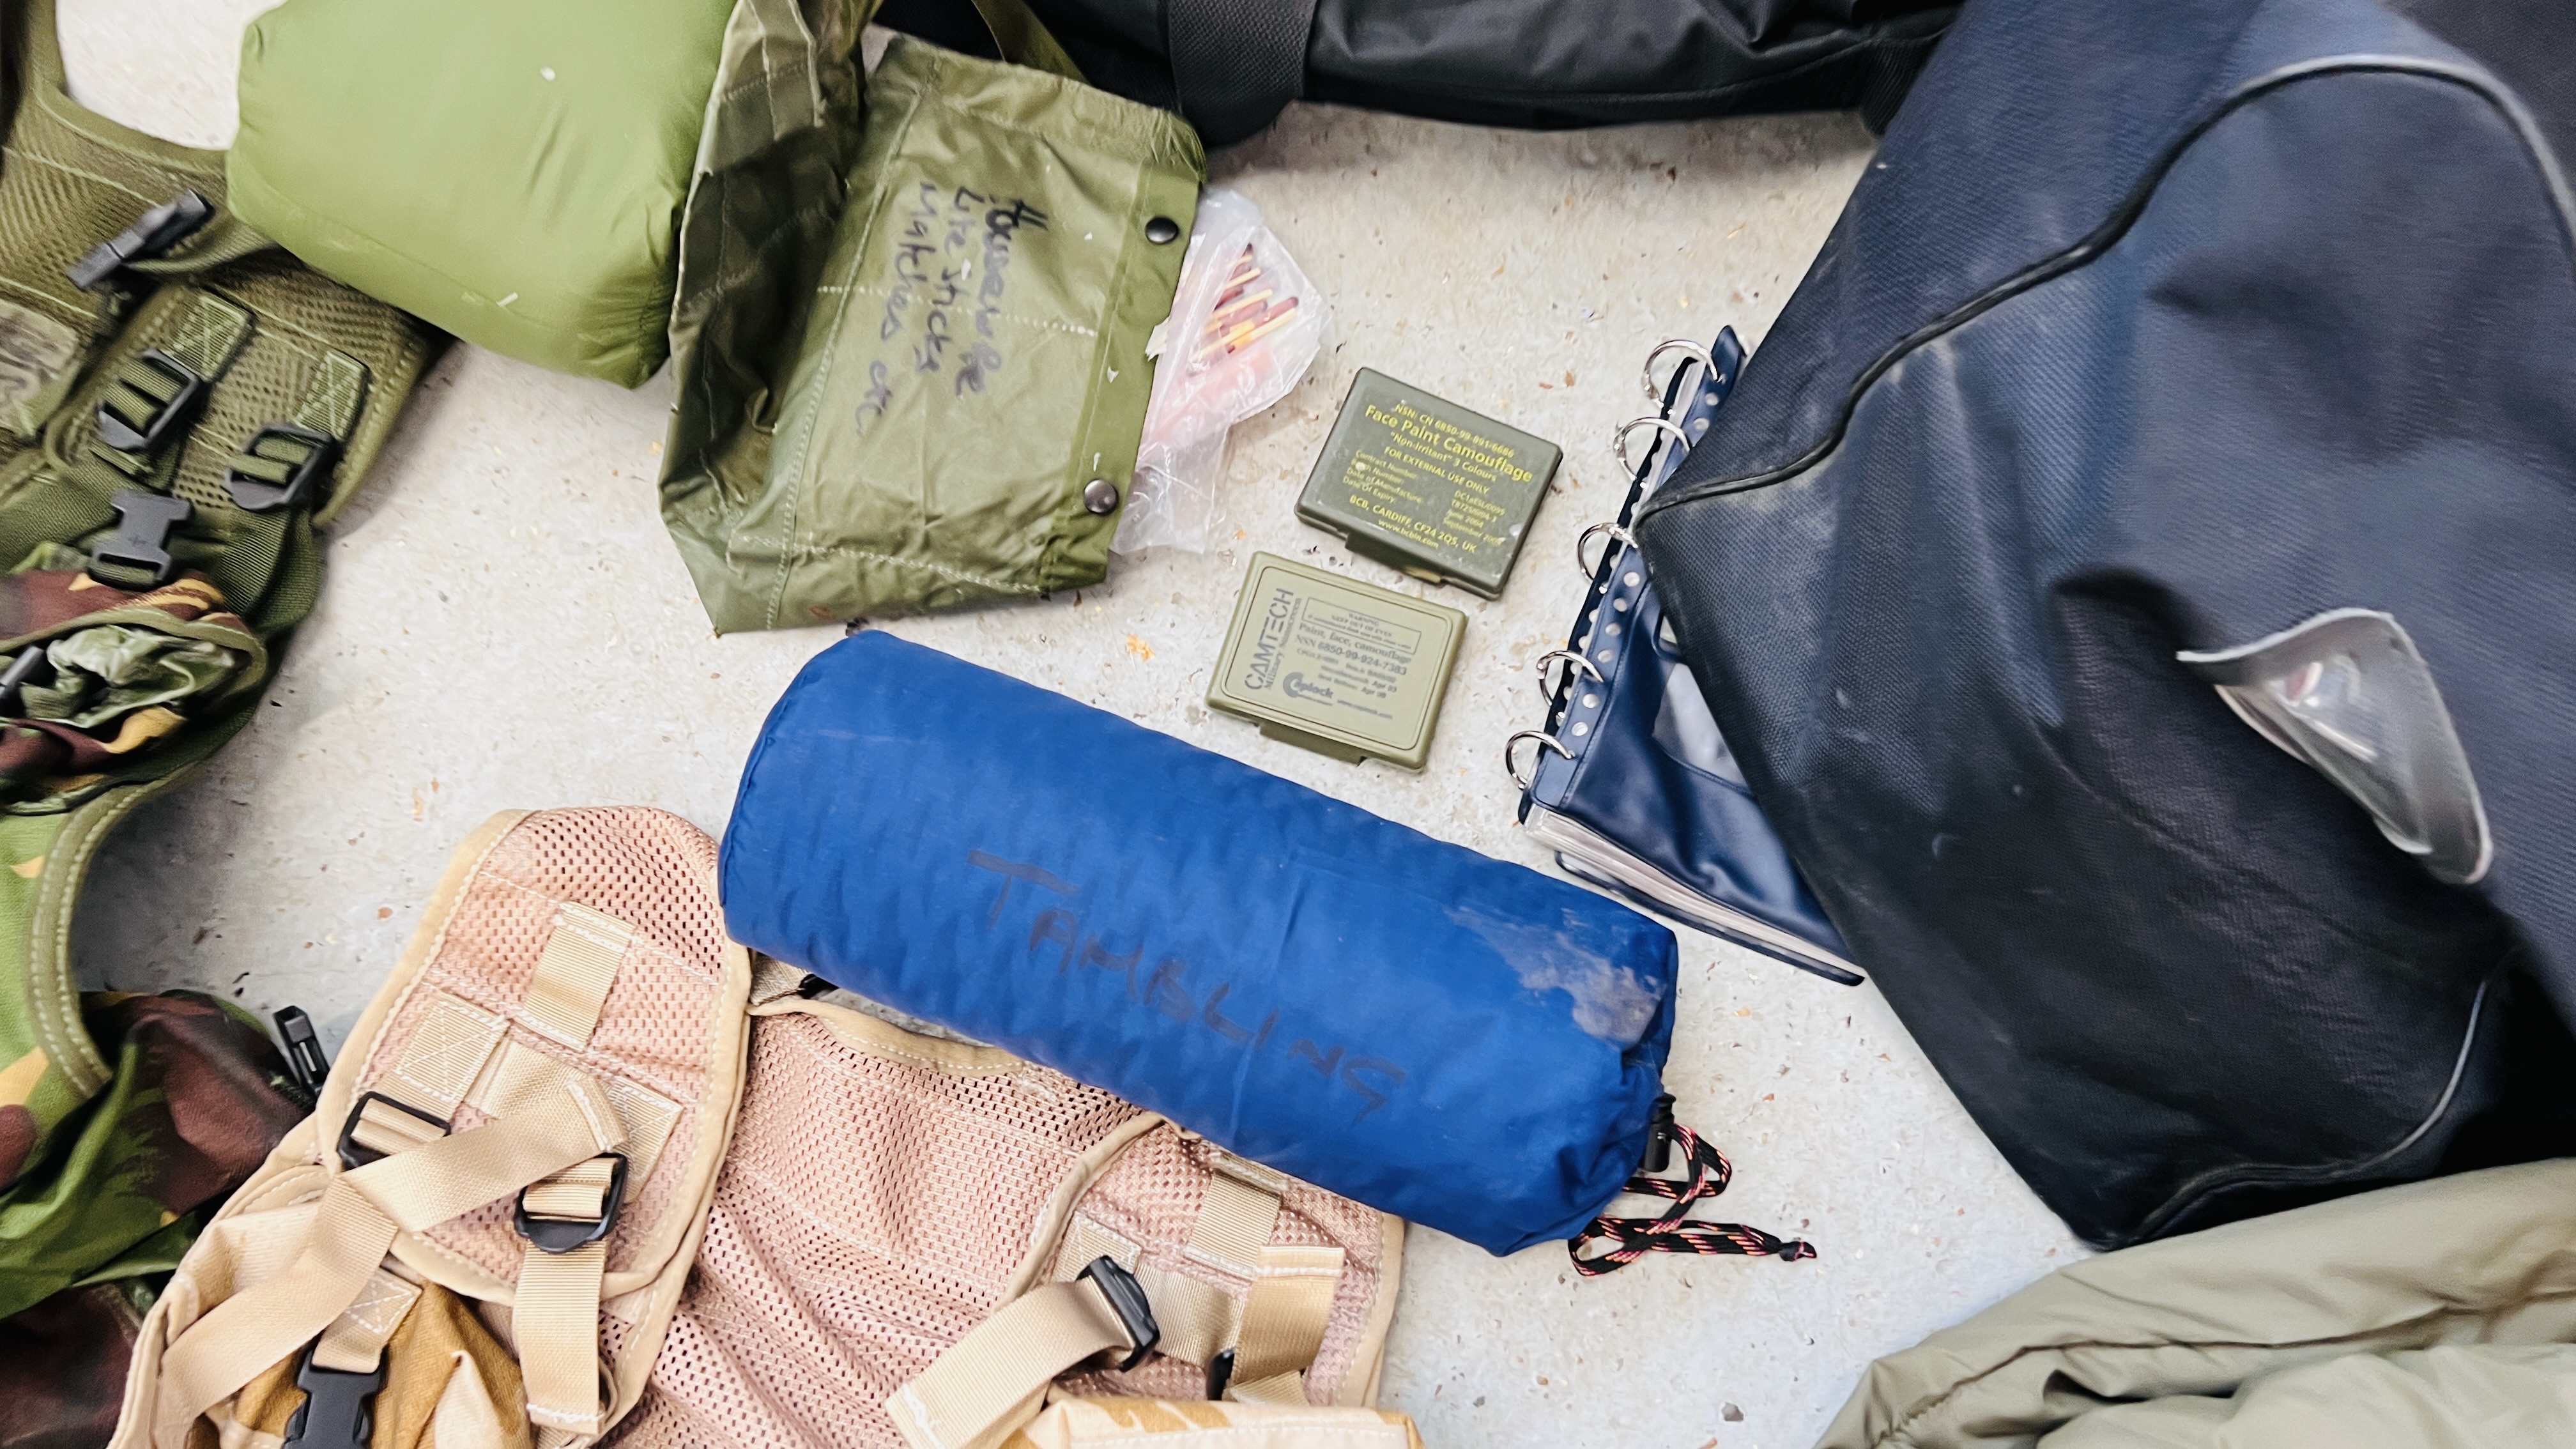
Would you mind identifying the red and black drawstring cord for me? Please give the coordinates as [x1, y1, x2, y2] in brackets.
[1568, 1098, 1816, 1276]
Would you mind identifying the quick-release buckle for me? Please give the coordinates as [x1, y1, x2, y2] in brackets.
[226, 422, 342, 513]
[272, 1006, 329, 1105]
[94, 349, 208, 455]
[280, 1344, 384, 1449]
[1077, 1255, 1161, 1372]
[335, 1090, 452, 1171]
[514, 1153, 629, 1254]
[68, 190, 213, 293]
[87, 491, 193, 588]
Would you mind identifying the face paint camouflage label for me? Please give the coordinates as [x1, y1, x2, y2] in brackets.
[1294, 369, 1562, 598]
[1206, 553, 1464, 770]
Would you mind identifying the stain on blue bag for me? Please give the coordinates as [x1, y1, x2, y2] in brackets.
[720, 631, 1679, 1254]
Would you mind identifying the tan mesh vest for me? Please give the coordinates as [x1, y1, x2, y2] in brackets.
[116, 808, 1405, 1449]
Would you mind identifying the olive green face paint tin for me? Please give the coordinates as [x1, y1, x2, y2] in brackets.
[1207, 553, 1466, 770]
[1294, 368, 1563, 598]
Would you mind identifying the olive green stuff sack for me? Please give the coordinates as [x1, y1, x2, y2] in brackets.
[229, 0, 740, 387]
[662, 12, 1203, 630]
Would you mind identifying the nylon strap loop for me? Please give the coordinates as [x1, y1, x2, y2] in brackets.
[1184, 1156, 1284, 1277]
[347, 1093, 450, 1160]
[224, 349, 371, 514]
[886, 1277, 1138, 1449]
[1227, 1244, 1342, 1402]
[383, 993, 505, 1117]
[516, 1154, 624, 1440]
[163, 296, 252, 384]
[523, 904, 631, 1048]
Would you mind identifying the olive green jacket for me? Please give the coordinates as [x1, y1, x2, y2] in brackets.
[1821, 1160, 2576, 1449]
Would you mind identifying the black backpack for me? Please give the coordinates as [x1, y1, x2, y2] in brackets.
[1637, 0, 2576, 1247]
[882, 0, 1956, 144]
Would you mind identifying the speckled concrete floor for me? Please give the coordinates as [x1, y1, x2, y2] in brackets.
[59, 3, 2087, 1445]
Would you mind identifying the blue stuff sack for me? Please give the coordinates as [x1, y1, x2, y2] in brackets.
[721, 631, 1679, 1254]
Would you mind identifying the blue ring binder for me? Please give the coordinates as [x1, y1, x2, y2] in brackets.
[1515, 328, 1862, 986]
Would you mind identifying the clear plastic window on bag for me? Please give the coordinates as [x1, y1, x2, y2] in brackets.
[1114, 188, 1331, 555]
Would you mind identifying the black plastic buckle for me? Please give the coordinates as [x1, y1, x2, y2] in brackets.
[515, 1153, 629, 1254]
[226, 423, 342, 513]
[335, 1090, 451, 1171]
[1641, 1092, 1678, 1174]
[273, 1006, 330, 1101]
[87, 491, 193, 588]
[1077, 1255, 1161, 1372]
[280, 1344, 384, 1449]
[68, 190, 213, 293]
[95, 349, 208, 454]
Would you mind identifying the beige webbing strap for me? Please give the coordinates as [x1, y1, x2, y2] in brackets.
[149, 1080, 627, 1448]
[524, 905, 632, 1048]
[515, 1155, 623, 1440]
[392, 988, 685, 1187]
[1225, 1245, 1346, 1406]
[1131, 1266, 1234, 1366]
[489, 1041, 684, 1187]
[356, 1077, 625, 1234]
[311, 1267, 424, 1374]
[1185, 1158, 1286, 1276]
[886, 1277, 1141, 1449]
[153, 1179, 399, 1448]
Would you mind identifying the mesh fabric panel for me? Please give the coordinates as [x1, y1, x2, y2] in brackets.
[608, 1011, 1140, 1448]
[609, 1006, 1395, 1446]
[352, 808, 730, 1280]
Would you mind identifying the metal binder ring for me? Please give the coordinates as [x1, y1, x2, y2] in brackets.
[1533, 648, 1604, 702]
[1505, 730, 1575, 791]
[1575, 521, 1637, 579]
[1613, 415, 1692, 475]
[1640, 338, 1717, 402]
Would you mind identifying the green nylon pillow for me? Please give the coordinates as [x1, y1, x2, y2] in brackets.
[229, 0, 740, 387]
